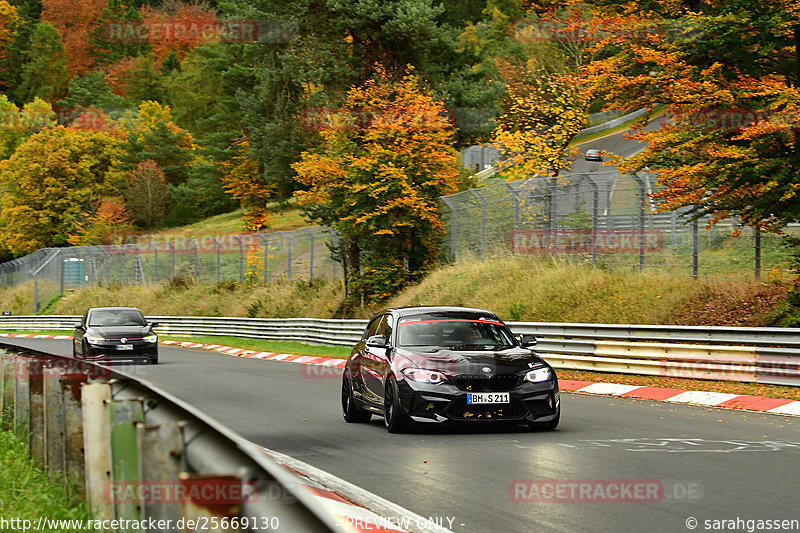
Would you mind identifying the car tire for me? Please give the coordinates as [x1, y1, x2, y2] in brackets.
[342, 375, 371, 423]
[384, 376, 411, 433]
[528, 409, 560, 431]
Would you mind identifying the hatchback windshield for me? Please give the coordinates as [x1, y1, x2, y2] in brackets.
[89, 310, 146, 327]
[396, 314, 517, 349]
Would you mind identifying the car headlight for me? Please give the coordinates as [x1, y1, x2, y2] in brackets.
[400, 367, 444, 384]
[142, 334, 158, 343]
[85, 335, 105, 344]
[525, 366, 551, 383]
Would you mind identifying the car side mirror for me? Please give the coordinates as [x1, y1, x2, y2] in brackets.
[366, 335, 388, 348]
[519, 334, 537, 347]
[149, 322, 159, 328]
[74, 323, 84, 330]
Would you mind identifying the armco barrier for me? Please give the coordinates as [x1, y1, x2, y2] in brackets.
[0, 345, 341, 532]
[1, 316, 799, 386]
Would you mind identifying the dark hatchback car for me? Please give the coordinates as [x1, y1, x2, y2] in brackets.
[73, 307, 159, 364]
[342, 306, 560, 433]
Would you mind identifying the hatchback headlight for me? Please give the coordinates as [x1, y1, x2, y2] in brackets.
[85, 335, 105, 344]
[142, 334, 158, 343]
[525, 366, 551, 383]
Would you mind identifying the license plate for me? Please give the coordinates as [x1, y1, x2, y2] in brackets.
[467, 392, 510, 404]
[116, 344, 133, 350]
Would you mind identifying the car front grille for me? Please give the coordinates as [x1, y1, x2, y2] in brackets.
[450, 374, 521, 392]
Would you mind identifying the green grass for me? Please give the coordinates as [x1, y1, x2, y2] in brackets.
[0, 421, 90, 525]
[145, 201, 309, 242]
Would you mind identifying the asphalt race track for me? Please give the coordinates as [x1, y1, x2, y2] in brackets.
[5, 338, 800, 533]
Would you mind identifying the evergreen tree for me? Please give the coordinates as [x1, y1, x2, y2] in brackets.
[15, 21, 69, 103]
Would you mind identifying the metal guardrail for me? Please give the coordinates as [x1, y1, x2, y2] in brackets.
[1, 316, 798, 386]
[0, 345, 341, 532]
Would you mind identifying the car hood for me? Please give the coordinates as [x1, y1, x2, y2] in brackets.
[87, 326, 150, 338]
[394, 347, 545, 376]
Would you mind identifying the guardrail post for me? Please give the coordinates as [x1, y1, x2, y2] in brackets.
[109, 398, 145, 523]
[63, 373, 86, 498]
[1, 354, 14, 426]
[29, 359, 45, 463]
[138, 421, 185, 526]
[43, 365, 65, 476]
[14, 357, 30, 435]
[82, 381, 114, 522]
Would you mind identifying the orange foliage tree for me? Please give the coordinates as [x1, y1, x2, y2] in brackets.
[293, 66, 461, 302]
[220, 141, 272, 232]
[42, 0, 106, 76]
[68, 197, 135, 245]
[579, 0, 800, 228]
[139, 1, 218, 66]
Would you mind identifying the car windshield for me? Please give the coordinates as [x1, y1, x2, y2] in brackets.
[396, 314, 517, 350]
[89, 310, 146, 327]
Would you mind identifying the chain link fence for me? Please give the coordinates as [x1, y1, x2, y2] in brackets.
[0, 226, 340, 312]
[439, 170, 800, 277]
[1, 170, 798, 313]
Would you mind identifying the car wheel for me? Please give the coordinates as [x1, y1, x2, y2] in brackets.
[341, 375, 371, 423]
[72, 342, 77, 358]
[384, 376, 411, 433]
[528, 409, 560, 431]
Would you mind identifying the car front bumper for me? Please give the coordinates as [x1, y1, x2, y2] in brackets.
[397, 378, 560, 423]
[82, 342, 158, 363]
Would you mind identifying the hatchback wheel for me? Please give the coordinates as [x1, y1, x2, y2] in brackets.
[342, 375, 371, 423]
[384, 376, 411, 433]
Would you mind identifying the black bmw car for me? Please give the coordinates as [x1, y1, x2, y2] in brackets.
[73, 307, 159, 364]
[342, 306, 560, 433]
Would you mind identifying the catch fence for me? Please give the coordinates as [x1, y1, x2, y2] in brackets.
[1, 170, 798, 313]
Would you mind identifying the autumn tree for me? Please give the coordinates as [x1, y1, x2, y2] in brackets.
[491, 62, 588, 179]
[0, 96, 56, 159]
[0, 126, 121, 255]
[581, 0, 800, 227]
[293, 67, 461, 302]
[42, 0, 106, 76]
[68, 197, 135, 246]
[0, 0, 18, 91]
[123, 159, 171, 228]
[15, 21, 69, 103]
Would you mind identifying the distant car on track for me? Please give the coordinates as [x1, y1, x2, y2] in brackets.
[342, 306, 560, 433]
[585, 149, 603, 161]
[73, 307, 159, 364]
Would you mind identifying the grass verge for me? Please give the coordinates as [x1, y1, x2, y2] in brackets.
[0, 420, 90, 522]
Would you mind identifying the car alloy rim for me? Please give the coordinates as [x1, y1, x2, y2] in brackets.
[342, 378, 351, 413]
[385, 383, 394, 426]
